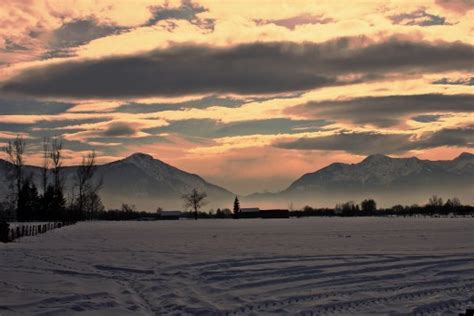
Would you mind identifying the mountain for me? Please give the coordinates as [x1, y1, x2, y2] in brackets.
[247, 153, 474, 208]
[1, 152, 473, 210]
[0, 153, 234, 210]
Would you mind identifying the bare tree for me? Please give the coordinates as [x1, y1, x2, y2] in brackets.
[50, 138, 63, 193]
[41, 137, 50, 195]
[3, 135, 26, 210]
[182, 188, 207, 220]
[75, 150, 103, 219]
[428, 195, 443, 208]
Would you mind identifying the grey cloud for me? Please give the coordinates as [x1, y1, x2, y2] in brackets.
[117, 95, 243, 113]
[432, 77, 474, 85]
[411, 114, 442, 123]
[276, 132, 411, 155]
[389, 10, 450, 26]
[2, 38, 472, 98]
[0, 98, 73, 115]
[102, 122, 136, 137]
[255, 14, 334, 30]
[435, 0, 474, 13]
[409, 126, 474, 150]
[49, 18, 127, 49]
[145, 118, 330, 139]
[41, 48, 78, 60]
[145, 0, 215, 31]
[286, 94, 474, 127]
[0, 118, 106, 138]
[1, 39, 29, 52]
[275, 127, 474, 155]
[43, 18, 128, 59]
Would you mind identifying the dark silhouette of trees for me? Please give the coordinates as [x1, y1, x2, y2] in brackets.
[336, 201, 359, 216]
[50, 138, 64, 195]
[3, 136, 26, 212]
[444, 197, 461, 213]
[216, 208, 232, 218]
[75, 150, 103, 220]
[121, 203, 136, 213]
[41, 137, 50, 197]
[47, 138, 67, 221]
[428, 195, 443, 207]
[427, 195, 444, 215]
[182, 188, 207, 220]
[17, 177, 40, 221]
[361, 199, 377, 213]
[233, 196, 240, 218]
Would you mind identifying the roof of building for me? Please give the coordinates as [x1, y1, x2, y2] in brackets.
[240, 208, 260, 213]
[161, 211, 182, 216]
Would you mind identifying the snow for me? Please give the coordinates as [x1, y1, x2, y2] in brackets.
[1, 218, 474, 315]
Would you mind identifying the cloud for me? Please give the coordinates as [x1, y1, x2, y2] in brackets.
[255, 14, 334, 30]
[389, 9, 450, 26]
[286, 94, 474, 127]
[2, 37, 472, 99]
[49, 18, 126, 49]
[145, 118, 329, 139]
[116, 95, 243, 113]
[145, 0, 215, 31]
[1, 38, 29, 52]
[0, 98, 73, 115]
[43, 18, 128, 59]
[411, 114, 442, 123]
[275, 126, 474, 155]
[410, 126, 474, 150]
[276, 132, 411, 155]
[432, 77, 474, 85]
[102, 122, 136, 137]
[435, 0, 474, 14]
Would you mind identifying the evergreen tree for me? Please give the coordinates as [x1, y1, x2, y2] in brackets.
[41, 184, 66, 221]
[233, 196, 240, 218]
[17, 177, 40, 221]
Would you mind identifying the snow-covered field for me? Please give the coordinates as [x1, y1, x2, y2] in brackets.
[1, 218, 474, 315]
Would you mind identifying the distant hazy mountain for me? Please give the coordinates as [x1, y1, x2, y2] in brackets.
[247, 153, 474, 208]
[0, 153, 234, 210]
[1, 152, 473, 210]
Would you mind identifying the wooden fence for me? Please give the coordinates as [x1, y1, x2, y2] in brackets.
[0, 221, 76, 243]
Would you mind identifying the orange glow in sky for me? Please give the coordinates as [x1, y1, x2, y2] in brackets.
[0, 0, 473, 194]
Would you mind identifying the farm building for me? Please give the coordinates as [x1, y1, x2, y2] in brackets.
[160, 211, 181, 220]
[259, 209, 289, 219]
[239, 208, 260, 218]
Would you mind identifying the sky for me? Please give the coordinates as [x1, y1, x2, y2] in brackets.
[0, 0, 473, 195]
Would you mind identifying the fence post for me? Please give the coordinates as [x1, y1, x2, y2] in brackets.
[0, 221, 9, 243]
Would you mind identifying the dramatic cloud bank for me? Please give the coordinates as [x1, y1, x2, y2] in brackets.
[0, 0, 473, 194]
[286, 94, 474, 127]
[2, 38, 472, 98]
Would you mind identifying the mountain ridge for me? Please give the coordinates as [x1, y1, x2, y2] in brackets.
[1, 152, 473, 209]
[246, 152, 474, 208]
[0, 152, 234, 210]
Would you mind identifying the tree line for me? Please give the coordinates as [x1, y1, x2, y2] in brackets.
[1, 135, 471, 222]
[0, 136, 104, 222]
[296, 196, 473, 217]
